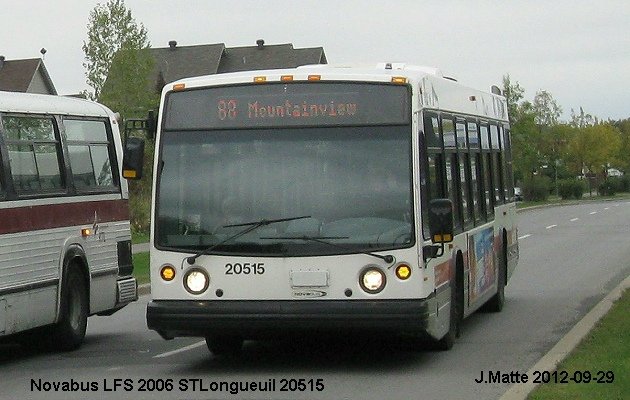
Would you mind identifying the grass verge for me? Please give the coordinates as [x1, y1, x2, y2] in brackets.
[132, 252, 150, 285]
[528, 288, 629, 399]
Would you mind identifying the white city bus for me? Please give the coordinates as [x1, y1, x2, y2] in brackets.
[140, 64, 518, 354]
[0, 91, 137, 350]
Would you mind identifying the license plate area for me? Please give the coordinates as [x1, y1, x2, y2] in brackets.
[290, 270, 329, 287]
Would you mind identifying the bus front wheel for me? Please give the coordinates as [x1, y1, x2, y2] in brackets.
[483, 236, 507, 313]
[436, 260, 463, 351]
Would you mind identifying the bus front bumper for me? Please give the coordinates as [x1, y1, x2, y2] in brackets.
[146, 298, 432, 340]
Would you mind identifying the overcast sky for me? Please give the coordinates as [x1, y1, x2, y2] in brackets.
[1, 0, 628, 120]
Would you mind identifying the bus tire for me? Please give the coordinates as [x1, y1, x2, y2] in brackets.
[205, 335, 243, 356]
[51, 267, 88, 351]
[483, 236, 507, 313]
[436, 259, 463, 351]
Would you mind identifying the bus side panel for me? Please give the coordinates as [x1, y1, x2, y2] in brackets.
[0, 229, 61, 334]
[0, 299, 6, 334]
[83, 220, 132, 314]
[0, 197, 130, 336]
[504, 204, 519, 281]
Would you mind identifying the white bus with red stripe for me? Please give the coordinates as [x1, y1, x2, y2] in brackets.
[0, 91, 137, 350]
[139, 64, 518, 355]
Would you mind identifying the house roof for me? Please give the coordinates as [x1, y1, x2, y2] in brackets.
[103, 40, 327, 97]
[0, 57, 57, 95]
[216, 42, 327, 73]
[148, 43, 226, 88]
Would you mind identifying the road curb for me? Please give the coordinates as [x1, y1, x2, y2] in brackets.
[499, 273, 630, 400]
[138, 283, 151, 296]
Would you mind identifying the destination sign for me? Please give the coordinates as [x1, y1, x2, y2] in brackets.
[164, 83, 409, 130]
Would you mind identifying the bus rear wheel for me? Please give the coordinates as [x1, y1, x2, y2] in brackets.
[51, 267, 88, 351]
[205, 335, 243, 356]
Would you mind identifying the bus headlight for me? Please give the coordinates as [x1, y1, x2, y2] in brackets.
[359, 267, 386, 294]
[183, 268, 210, 295]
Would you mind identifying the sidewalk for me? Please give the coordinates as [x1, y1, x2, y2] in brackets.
[132, 242, 149, 254]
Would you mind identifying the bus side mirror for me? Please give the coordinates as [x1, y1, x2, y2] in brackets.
[122, 137, 145, 180]
[428, 199, 454, 244]
[146, 110, 157, 140]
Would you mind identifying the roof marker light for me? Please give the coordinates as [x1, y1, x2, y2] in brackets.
[308, 75, 321, 81]
[391, 76, 407, 84]
[281, 75, 294, 82]
[172, 83, 186, 91]
[254, 76, 267, 83]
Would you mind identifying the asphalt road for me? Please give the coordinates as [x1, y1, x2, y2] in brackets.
[1, 200, 629, 400]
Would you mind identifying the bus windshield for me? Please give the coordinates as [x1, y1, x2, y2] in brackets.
[155, 125, 414, 256]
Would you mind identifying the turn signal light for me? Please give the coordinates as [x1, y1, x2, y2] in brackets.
[395, 264, 412, 280]
[160, 265, 176, 281]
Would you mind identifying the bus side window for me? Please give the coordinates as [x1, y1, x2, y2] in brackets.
[442, 116, 461, 232]
[65, 119, 118, 191]
[502, 126, 515, 199]
[421, 113, 444, 239]
[1, 115, 65, 193]
[445, 153, 461, 232]
[480, 124, 494, 217]
[490, 125, 504, 204]
[467, 121, 482, 223]
[458, 153, 471, 228]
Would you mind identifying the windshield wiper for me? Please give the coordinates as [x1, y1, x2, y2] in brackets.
[261, 235, 395, 264]
[186, 215, 311, 264]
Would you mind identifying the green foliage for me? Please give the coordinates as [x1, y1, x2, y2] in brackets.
[128, 141, 154, 234]
[99, 48, 158, 121]
[83, 0, 156, 234]
[612, 118, 630, 174]
[566, 123, 622, 177]
[598, 180, 618, 196]
[522, 176, 551, 201]
[533, 90, 562, 127]
[82, 0, 150, 100]
[597, 177, 628, 196]
[557, 179, 585, 200]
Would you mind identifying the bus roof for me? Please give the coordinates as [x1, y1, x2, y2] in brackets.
[164, 63, 509, 122]
[0, 90, 114, 118]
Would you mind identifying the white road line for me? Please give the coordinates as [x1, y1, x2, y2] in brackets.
[570, 218, 579, 222]
[589, 211, 597, 215]
[604, 207, 610, 210]
[545, 225, 557, 229]
[153, 340, 206, 358]
[518, 234, 531, 240]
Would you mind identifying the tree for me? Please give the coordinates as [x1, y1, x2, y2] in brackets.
[566, 123, 621, 193]
[502, 74, 525, 127]
[570, 107, 597, 129]
[532, 90, 562, 127]
[82, 0, 150, 101]
[98, 48, 157, 120]
[83, 0, 156, 234]
[611, 118, 630, 174]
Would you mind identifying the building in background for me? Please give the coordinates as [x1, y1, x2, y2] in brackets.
[106, 39, 327, 95]
[0, 55, 57, 95]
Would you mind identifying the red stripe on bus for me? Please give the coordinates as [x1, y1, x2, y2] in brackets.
[0, 199, 129, 235]
[434, 260, 451, 286]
